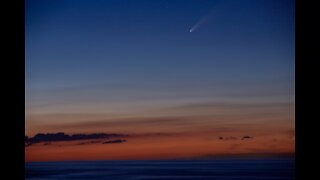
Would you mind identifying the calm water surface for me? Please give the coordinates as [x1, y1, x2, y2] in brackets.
[26, 158, 295, 180]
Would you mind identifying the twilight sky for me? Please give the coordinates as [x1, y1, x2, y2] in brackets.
[25, 0, 295, 162]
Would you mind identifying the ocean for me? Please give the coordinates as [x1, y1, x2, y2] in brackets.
[25, 158, 294, 180]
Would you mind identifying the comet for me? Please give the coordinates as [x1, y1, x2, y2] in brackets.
[189, 1, 221, 33]
[189, 12, 210, 33]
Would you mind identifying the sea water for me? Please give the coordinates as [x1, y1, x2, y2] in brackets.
[26, 158, 294, 180]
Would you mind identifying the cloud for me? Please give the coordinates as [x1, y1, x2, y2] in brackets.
[25, 132, 127, 146]
[218, 136, 238, 140]
[102, 139, 126, 144]
[241, 136, 253, 140]
[25, 131, 180, 147]
[218, 136, 254, 140]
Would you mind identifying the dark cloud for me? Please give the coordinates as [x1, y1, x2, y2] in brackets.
[102, 139, 126, 144]
[218, 136, 238, 140]
[25, 132, 127, 146]
[241, 136, 253, 140]
[218, 136, 254, 140]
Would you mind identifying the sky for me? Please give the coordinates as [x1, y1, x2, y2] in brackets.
[25, 0, 295, 162]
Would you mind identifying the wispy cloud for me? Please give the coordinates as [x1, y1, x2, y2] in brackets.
[102, 139, 126, 144]
[25, 132, 127, 146]
[218, 136, 254, 141]
[25, 131, 179, 147]
[241, 136, 253, 140]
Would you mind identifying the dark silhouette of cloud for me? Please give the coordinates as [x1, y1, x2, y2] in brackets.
[25, 131, 180, 147]
[102, 139, 126, 144]
[218, 136, 254, 141]
[25, 132, 127, 146]
[241, 136, 253, 140]
[218, 136, 238, 140]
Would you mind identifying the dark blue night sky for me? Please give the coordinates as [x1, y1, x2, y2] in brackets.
[25, 0, 295, 148]
[26, 0, 294, 91]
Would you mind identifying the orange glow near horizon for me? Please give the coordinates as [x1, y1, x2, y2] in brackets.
[25, 128, 294, 162]
[25, 90, 295, 162]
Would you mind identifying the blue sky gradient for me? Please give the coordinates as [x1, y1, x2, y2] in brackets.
[25, 0, 294, 135]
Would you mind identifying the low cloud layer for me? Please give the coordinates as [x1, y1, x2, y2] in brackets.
[102, 139, 126, 144]
[218, 136, 254, 141]
[241, 136, 253, 140]
[25, 132, 127, 146]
